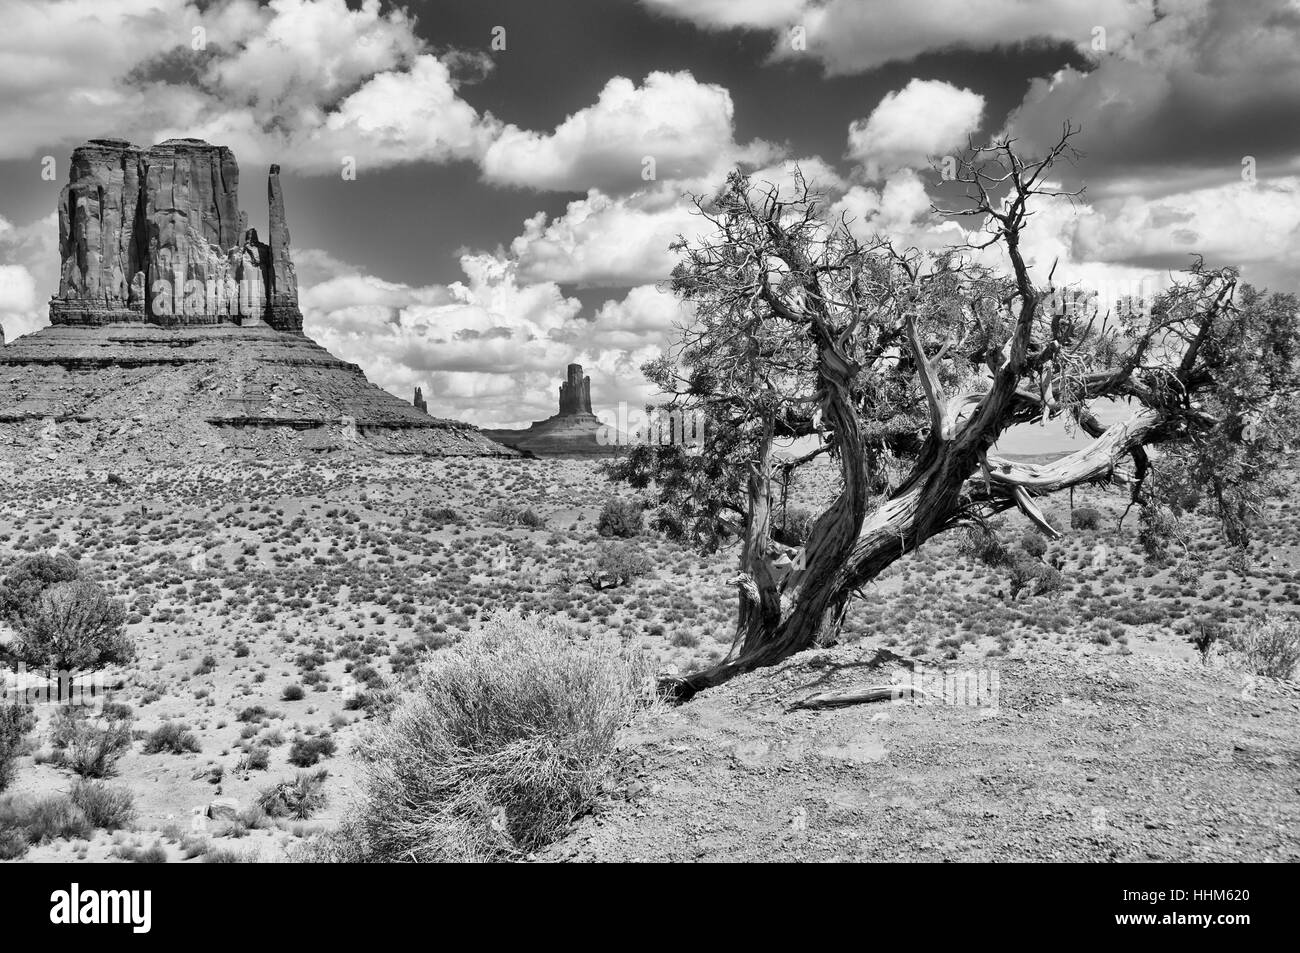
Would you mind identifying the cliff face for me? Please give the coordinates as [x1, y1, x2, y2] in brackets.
[557, 363, 593, 416]
[50, 138, 303, 332]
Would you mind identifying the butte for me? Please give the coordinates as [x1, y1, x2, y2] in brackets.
[482, 363, 621, 457]
[0, 138, 512, 465]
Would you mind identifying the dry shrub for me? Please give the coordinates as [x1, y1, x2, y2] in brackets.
[336, 610, 653, 862]
[69, 779, 135, 830]
[0, 792, 92, 842]
[1227, 613, 1300, 679]
[50, 705, 133, 778]
[0, 705, 37, 791]
[257, 769, 328, 819]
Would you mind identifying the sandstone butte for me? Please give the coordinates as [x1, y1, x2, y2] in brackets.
[482, 363, 621, 457]
[0, 138, 513, 466]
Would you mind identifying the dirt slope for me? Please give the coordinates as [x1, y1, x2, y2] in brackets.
[545, 644, 1300, 862]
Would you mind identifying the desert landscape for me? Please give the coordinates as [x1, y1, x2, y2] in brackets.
[1, 450, 1297, 862]
[0, 1, 1297, 897]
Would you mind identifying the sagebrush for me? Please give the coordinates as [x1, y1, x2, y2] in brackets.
[321, 610, 653, 862]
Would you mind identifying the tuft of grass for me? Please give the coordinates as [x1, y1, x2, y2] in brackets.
[0, 792, 93, 843]
[204, 847, 258, 863]
[257, 769, 329, 819]
[141, 722, 201, 755]
[287, 734, 336, 768]
[0, 704, 37, 791]
[241, 746, 271, 771]
[0, 826, 28, 859]
[111, 839, 167, 863]
[320, 610, 652, 862]
[49, 707, 133, 778]
[69, 779, 135, 831]
[1227, 613, 1300, 679]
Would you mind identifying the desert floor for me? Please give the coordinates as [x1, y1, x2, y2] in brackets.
[1, 455, 1297, 862]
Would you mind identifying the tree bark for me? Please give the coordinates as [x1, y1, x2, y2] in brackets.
[665, 407, 1163, 700]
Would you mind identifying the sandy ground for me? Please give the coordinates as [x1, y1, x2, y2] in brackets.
[544, 641, 1300, 862]
[0, 456, 1297, 862]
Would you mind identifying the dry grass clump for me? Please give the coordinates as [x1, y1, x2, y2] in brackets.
[326, 610, 653, 862]
[1227, 612, 1300, 679]
[69, 779, 135, 830]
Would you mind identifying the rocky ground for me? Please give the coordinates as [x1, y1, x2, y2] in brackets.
[544, 642, 1300, 862]
[0, 455, 1297, 862]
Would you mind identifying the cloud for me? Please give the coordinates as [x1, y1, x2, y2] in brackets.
[0, 3, 784, 192]
[639, 0, 805, 30]
[1005, 0, 1300, 191]
[173, 53, 497, 174]
[300, 249, 688, 427]
[847, 79, 985, 178]
[509, 186, 704, 287]
[747, 155, 848, 196]
[0, 213, 58, 342]
[637, 0, 1153, 75]
[481, 71, 778, 194]
[831, 169, 965, 250]
[0, 0, 498, 173]
[507, 155, 849, 290]
[1067, 177, 1300, 292]
[0, 265, 39, 343]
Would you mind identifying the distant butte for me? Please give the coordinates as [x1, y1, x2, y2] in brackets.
[0, 138, 514, 465]
[482, 363, 619, 457]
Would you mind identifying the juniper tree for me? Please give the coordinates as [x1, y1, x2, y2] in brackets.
[611, 127, 1300, 698]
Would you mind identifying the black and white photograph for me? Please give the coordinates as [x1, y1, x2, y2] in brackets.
[0, 0, 1294, 916]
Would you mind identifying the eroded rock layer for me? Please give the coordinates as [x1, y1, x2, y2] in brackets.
[0, 325, 512, 464]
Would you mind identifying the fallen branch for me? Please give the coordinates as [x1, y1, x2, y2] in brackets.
[787, 684, 929, 711]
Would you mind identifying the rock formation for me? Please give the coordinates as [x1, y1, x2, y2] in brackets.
[0, 138, 513, 466]
[265, 164, 303, 332]
[413, 387, 428, 413]
[49, 138, 302, 331]
[558, 363, 593, 416]
[482, 363, 618, 457]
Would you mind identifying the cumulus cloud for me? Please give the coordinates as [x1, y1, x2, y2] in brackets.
[847, 80, 985, 178]
[481, 71, 778, 194]
[747, 156, 848, 196]
[1, 2, 785, 193]
[507, 155, 848, 290]
[172, 53, 497, 174]
[509, 186, 704, 287]
[1005, 0, 1300, 191]
[831, 170, 964, 251]
[0, 265, 39, 342]
[0, 214, 58, 342]
[637, 0, 1153, 75]
[299, 249, 688, 427]
[0, 0, 500, 173]
[1067, 177, 1300, 292]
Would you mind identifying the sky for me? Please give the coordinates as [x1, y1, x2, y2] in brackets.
[0, 0, 1298, 444]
